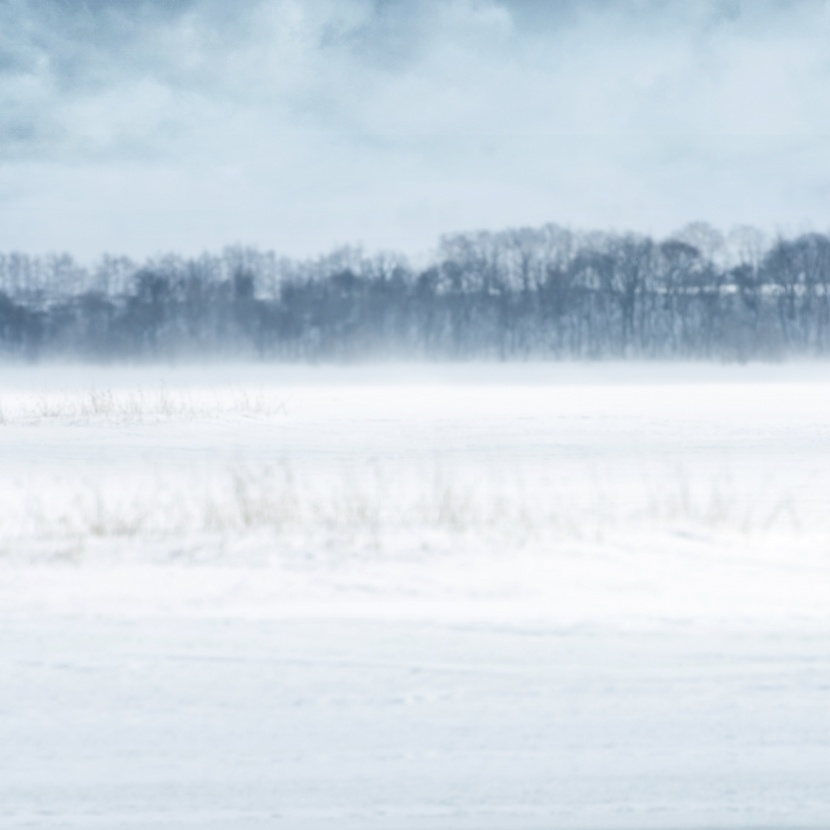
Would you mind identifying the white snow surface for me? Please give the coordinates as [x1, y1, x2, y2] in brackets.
[1, 362, 829, 827]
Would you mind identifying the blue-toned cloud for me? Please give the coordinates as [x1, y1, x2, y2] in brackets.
[1, 0, 829, 259]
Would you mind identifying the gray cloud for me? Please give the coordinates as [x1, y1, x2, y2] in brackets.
[1, 0, 830, 259]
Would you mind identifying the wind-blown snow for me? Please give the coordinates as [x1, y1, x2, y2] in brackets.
[1, 362, 829, 826]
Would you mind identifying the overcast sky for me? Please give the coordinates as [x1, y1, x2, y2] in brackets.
[1, 0, 829, 260]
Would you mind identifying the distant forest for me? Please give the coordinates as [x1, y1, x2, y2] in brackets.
[2, 223, 829, 361]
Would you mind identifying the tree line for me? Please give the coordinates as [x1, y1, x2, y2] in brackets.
[1, 222, 829, 361]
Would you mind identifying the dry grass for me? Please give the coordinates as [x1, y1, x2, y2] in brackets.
[0, 386, 287, 425]
[0, 461, 819, 566]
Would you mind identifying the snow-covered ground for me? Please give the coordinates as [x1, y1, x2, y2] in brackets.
[1, 362, 829, 827]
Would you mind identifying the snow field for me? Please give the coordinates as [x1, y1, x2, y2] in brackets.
[1, 362, 829, 625]
[3, 619, 830, 829]
[2, 363, 830, 827]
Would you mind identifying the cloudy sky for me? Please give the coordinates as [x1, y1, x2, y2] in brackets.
[1, 0, 829, 259]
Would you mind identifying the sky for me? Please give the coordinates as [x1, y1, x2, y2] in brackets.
[1, 0, 829, 261]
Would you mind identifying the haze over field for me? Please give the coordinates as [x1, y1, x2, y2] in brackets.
[4, 3, 830, 826]
[2, 362, 830, 624]
[2, 363, 830, 827]
[3, 0, 830, 258]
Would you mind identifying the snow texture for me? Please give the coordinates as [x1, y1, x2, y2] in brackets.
[1, 362, 829, 827]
